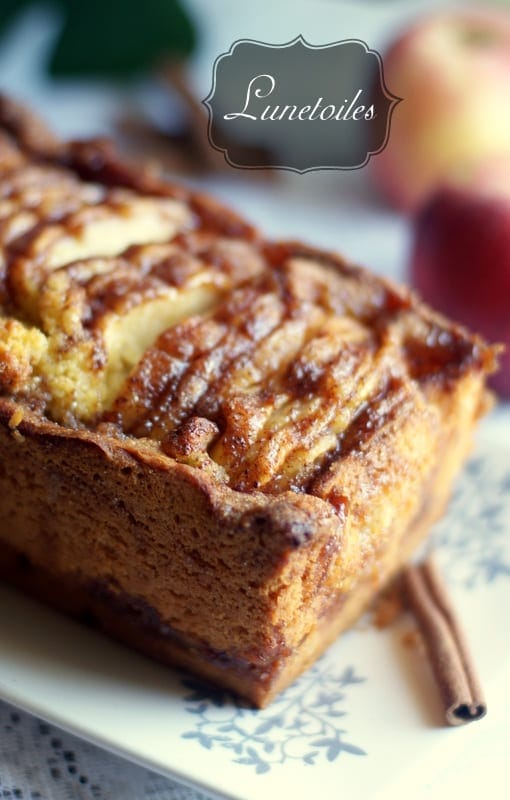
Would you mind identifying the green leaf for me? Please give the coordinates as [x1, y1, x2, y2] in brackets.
[0, 0, 196, 78]
[47, 0, 196, 78]
[0, 0, 33, 38]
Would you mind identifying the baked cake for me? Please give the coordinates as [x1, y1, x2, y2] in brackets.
[0, 96, 498, 706]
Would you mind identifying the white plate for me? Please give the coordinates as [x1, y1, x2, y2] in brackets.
[0, 408, 509, 800]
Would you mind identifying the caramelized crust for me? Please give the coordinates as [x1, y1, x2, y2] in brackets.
[0, 96, 499, 706]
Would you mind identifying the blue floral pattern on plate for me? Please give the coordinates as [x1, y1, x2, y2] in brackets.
[180, 664, 366, 773]
[432, 453, 510, 588]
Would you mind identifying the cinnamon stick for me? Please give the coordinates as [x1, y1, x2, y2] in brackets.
[159, 61, 276, 179]
[160, 61, 229, 173]
[402, 556, 486, 726]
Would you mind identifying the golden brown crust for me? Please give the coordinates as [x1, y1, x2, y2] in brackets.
[0, 96, 499, 705]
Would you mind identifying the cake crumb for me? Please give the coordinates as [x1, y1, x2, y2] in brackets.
[8, 407, 24, 429]
[402, 628, 425, 652]
[372, 582, 403, 629]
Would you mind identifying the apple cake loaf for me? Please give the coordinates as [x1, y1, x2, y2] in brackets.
[0, 96, 498, 706]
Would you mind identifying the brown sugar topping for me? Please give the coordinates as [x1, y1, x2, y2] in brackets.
[0, 101, 498, 504]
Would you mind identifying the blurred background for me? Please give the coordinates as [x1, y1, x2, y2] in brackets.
[0, 0, 508, 394]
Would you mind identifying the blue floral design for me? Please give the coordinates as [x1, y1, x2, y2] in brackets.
[180, 663, 366, 773]
[433, 453, 510, 589]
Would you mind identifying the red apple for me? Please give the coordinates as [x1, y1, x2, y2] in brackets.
[410, 174, 510, 397]
[373, 8, 510, 212]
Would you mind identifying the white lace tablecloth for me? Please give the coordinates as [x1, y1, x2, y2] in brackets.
[0, 699, 209, 800]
